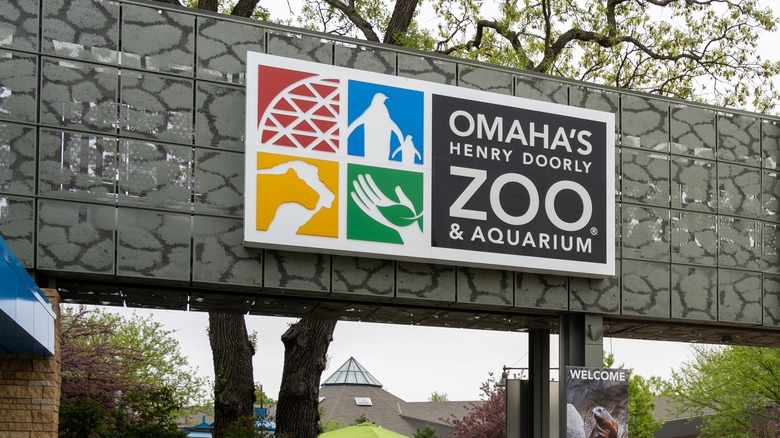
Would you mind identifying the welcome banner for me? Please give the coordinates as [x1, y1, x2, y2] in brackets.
[244, 53, 615, 277]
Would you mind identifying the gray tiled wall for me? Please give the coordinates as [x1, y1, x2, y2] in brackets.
[2, 0, 780, 327]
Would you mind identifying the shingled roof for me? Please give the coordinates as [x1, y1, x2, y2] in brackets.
[319, 357, 477, 437]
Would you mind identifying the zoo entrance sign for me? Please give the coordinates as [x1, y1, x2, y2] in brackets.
[244, 53, 615, 277]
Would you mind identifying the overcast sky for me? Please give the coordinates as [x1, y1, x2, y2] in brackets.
[84, 1, 780, 404]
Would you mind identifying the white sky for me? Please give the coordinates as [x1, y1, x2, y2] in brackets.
[92, 306, 694, 402]
[88, 1, 780, 404]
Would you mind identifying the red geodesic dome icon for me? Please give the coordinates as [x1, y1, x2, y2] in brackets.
[257, 65, 340, 153]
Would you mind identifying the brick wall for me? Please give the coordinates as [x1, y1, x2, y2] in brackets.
[0, 289, 61, 438]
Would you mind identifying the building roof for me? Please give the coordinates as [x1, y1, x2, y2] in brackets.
[320, 358, 477, 437]
[323, 356, 383, 387]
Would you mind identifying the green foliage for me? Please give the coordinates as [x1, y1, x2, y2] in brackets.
[354, 413, 371, 424]
[603, 353, 664, 438]
[413, 424, 442, 438]
[59, 306, 209, 437]
[288, 0, 780, 113]
[223, 415, 275, 438]
[663, 345, 780, 437]
[255, 383, 277, 407]
[428, 391, 449, 402]
[321, 417, 350, 432]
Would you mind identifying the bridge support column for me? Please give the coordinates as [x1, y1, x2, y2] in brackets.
[528, 329, 550, 438]
[558, 313, 604, 436]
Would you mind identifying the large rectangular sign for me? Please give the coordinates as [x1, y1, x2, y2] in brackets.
[565, 367, 628, 438]
[244, 53, 615, 277]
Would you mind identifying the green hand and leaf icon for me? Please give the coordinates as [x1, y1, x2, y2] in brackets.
[350, 174, 423, 244]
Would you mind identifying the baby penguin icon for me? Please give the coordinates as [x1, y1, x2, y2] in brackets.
[391, 134, 421, 165]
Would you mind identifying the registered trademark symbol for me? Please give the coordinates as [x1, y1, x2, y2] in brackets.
[590, 227, 598, 236]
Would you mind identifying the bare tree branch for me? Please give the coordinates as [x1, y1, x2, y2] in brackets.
[321, 0, 381, 41]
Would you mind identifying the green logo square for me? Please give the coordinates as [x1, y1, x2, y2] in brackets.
[347, 164, 424, 244]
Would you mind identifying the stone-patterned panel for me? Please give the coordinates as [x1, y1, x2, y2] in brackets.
[456, 267, 513, 308]
[335, 44, 395, 74]
[37, 200, 115, 273]
[196, 17, 264, 84]
[672, 211, 717, 266]
[0, 0, 39, 52]
[569, 87, 619, 132]
[0, 196, 34, 267]
[194, 148, 243, 217]
[118, 139, 192, 210]
[38, 129, 117, 202]
[515, 75, 567, 104]
[515, 272, 568, 311]
[0, 122, 36, 196]
[41, 0, 119, 63]
[264, 249, 331, 293]
[40, 57, 118, 132]
[195, 82, 244, 151]
[718, 269, 762, 324]
[621, 149, 669, 206]
[622, 259, 670, 318]
[397, 54, 456, 85]
[670, 105, 715, 159]
[120, 70, 193, 144]
[117, 208, 190, 280]
[0, 49, 38, 123]
[763, 170, 780, 222]
[718, 217, 761, 270]
[459, 65, 512, 95]
[672, 265, 716, 321]
[570, 261, 621, 314]
[671, 156, 717, 212]
[763, 222, 780, 274]
[121, 4, 194, 75]
[395, 261, 456, 303]
[622, 204, 670, 261]
[267, 32, 332, 64]
[192, 216, 262, 286]
[332, 256, 394, 299]
[717, 113, 760, 166]
[763, 120, 780, 169]
[622, 95, 669, 151]
[764, 274, 780, 327]
[718, 162, 761, 218]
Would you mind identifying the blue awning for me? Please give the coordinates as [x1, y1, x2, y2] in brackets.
[0, 235, 56, 355]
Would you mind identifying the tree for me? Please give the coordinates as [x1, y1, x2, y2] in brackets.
[209, 312, 256, 438]
[428, 391, 449, 402]
[413, 425, 442, 438]
[295, 0, 779, 112]
[445, 373, 505, 438]
[59, 306, 208, 437]
[604, 353, 664, 438]
[275, 316, 338, 437]
[663, 345, 780, 437]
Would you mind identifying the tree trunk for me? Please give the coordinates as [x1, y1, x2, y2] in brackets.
[384, 0, 420, 45]
[209, 312, 256, 438]
[275, 317, 337, 438]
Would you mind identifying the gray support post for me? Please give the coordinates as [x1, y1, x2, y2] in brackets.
[528, 329, 550, 437]
[506, 378, 521, 438]
[558, 314, 604, 437]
